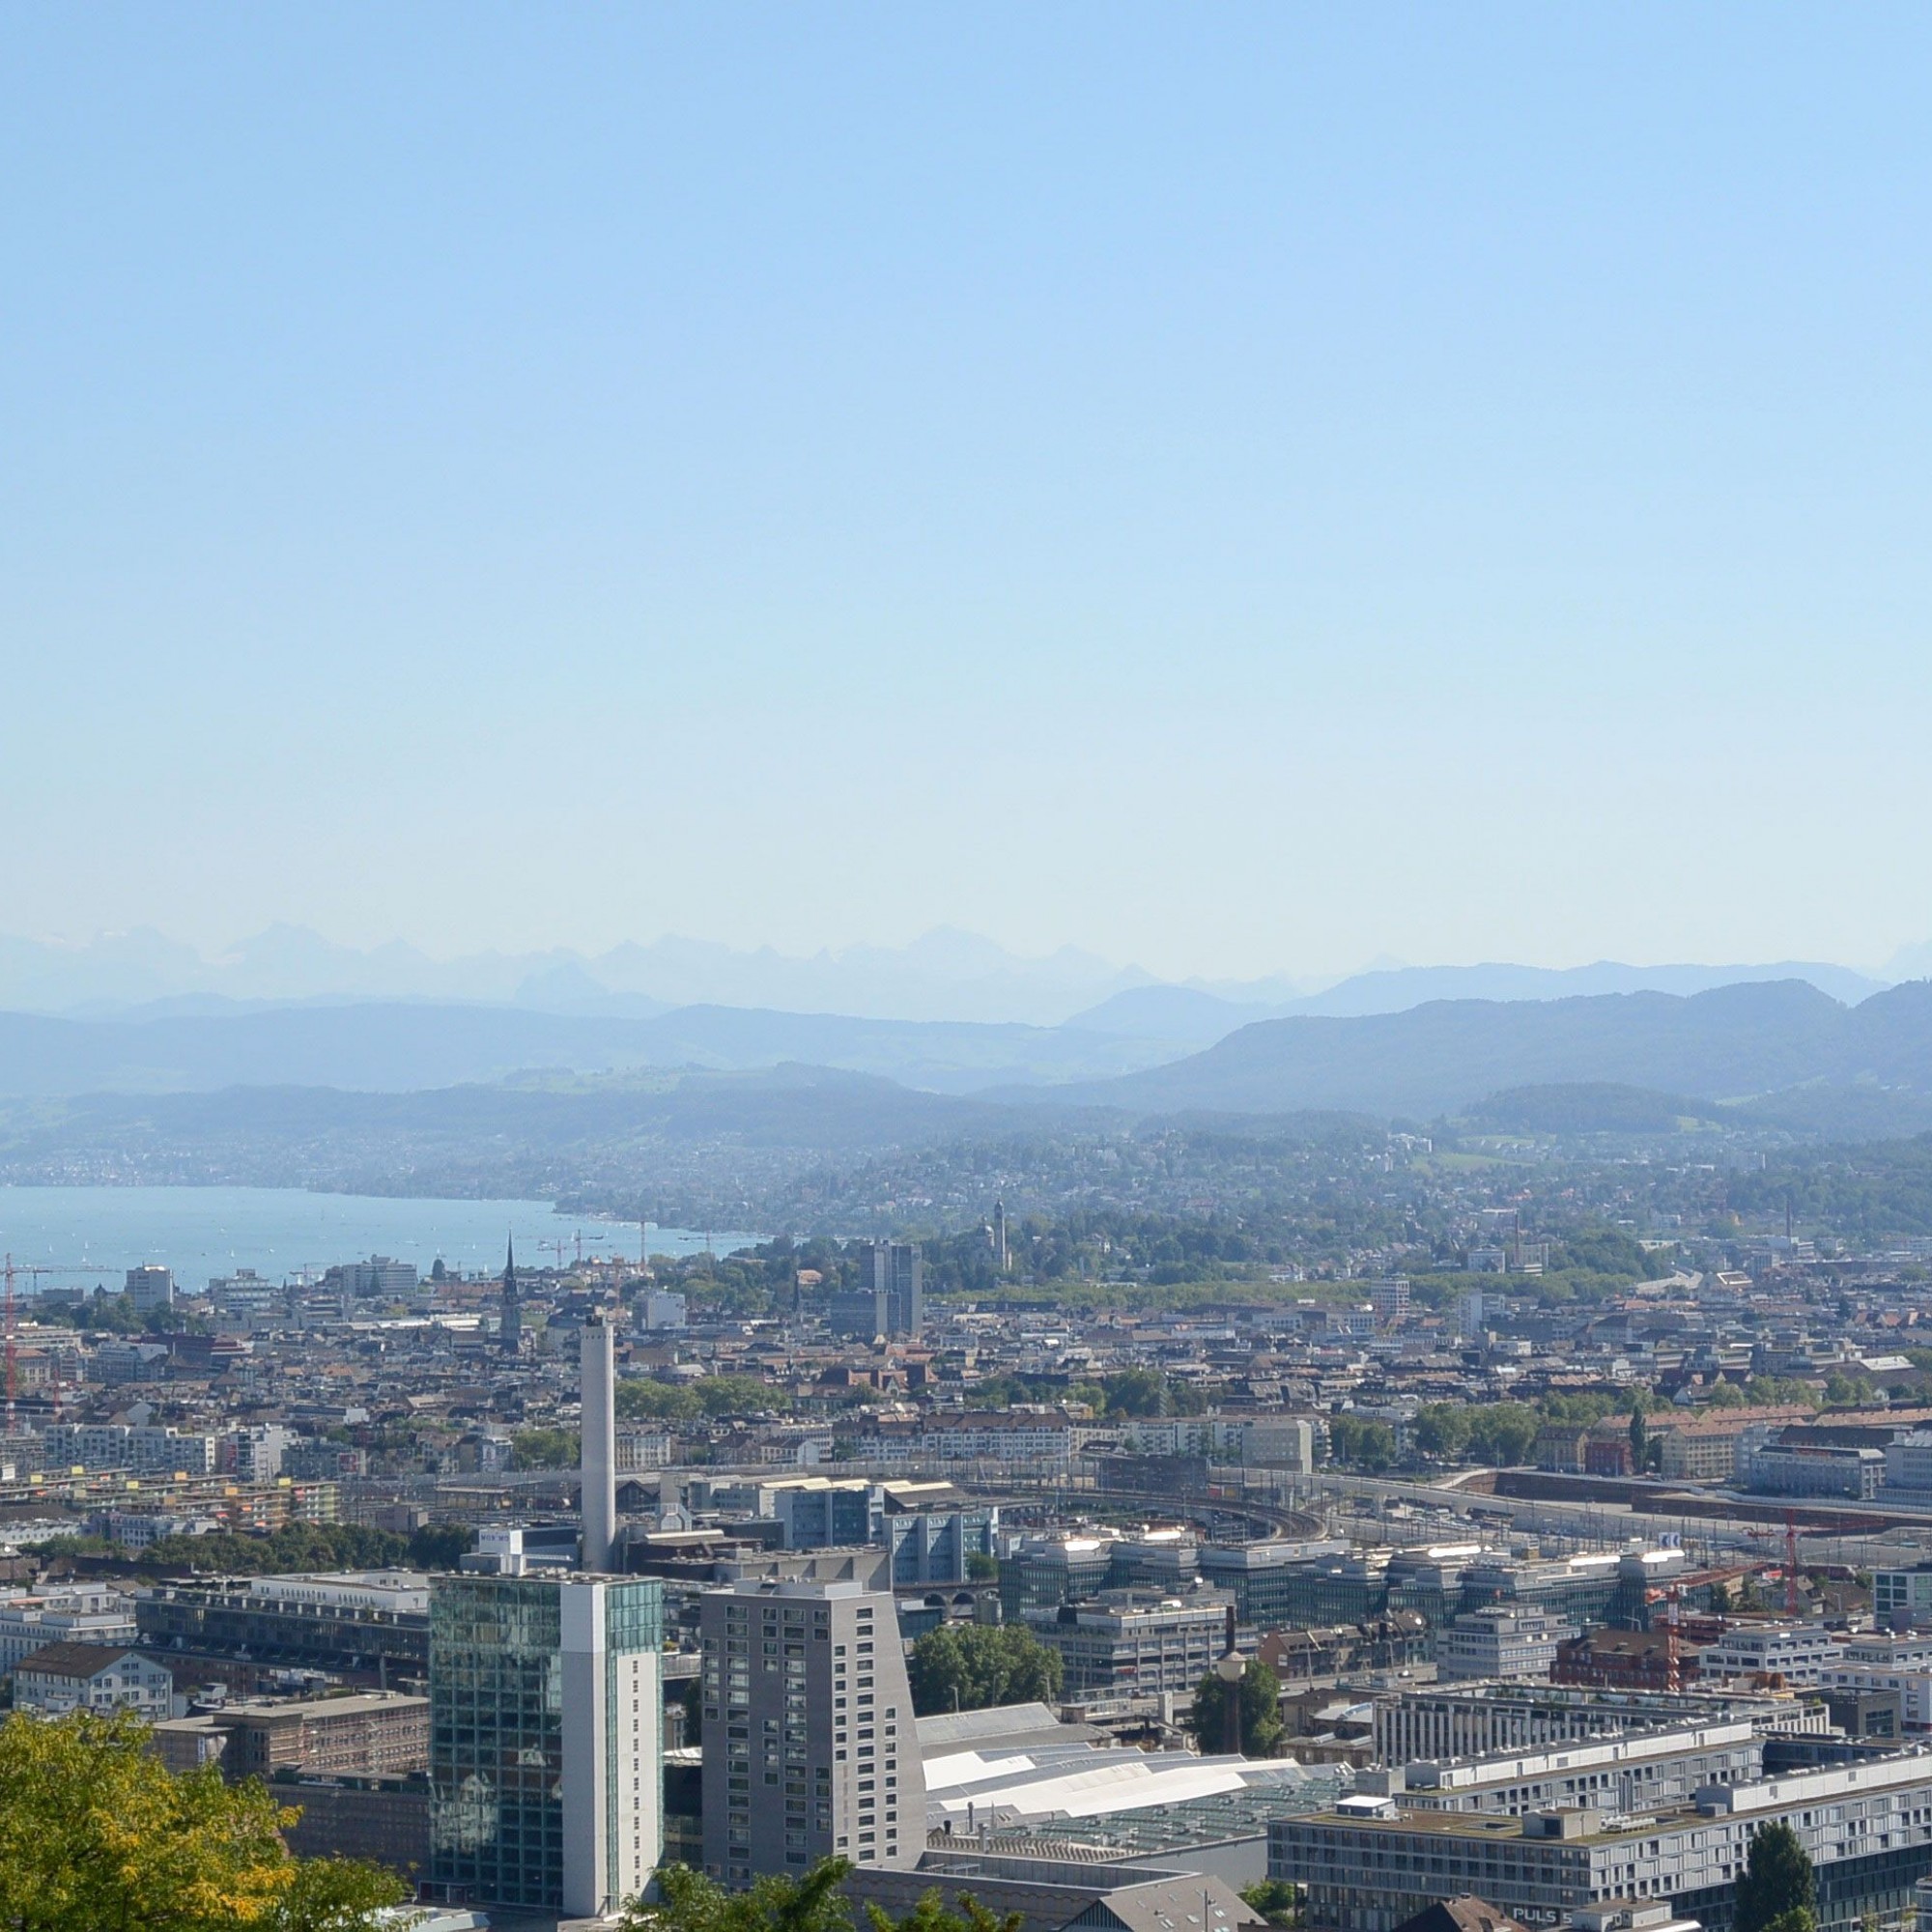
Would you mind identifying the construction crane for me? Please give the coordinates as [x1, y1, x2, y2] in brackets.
[1, 1258, 118, 1432]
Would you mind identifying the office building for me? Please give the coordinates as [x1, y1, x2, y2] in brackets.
[1435, 1605, 1572, 1683]
[830, 1244, 923, 1341]
[1371, 1683, 1827, 1767]
[125, 1264, 174, 1314]
[644, 1290, 688, 1331]
[339, 1256, 418, 1300]
[875, 1242, 923, 1339]
[208, 1269, 281, 1321]
[1271, 1751, 1932, 1932]
[1876, 1565, 1932, 1630]
[156, 1690, 430, 1782]
[699, 1577, 925, 1885]
[1358, 1721, 1764, 1819]
[1697, 1622, 1842, 1687]
[430, 1574, 664, 1918]
[136, 1571, 431, 1681]
[1022, 1589, 1229, 1698]
[1740, 1438, 1883, 1500]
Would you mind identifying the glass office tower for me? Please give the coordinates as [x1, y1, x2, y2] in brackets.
[430, 1574, 664, 1918]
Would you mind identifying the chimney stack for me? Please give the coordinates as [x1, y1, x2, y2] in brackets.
[581, 1308, 617, 1574]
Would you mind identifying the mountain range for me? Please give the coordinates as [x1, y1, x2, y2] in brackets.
[0, 924, 1898, 1032]
[7, 976, 1932, 1141]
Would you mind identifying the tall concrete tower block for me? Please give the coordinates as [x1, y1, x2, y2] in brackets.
[581, 1309, 617, 1573]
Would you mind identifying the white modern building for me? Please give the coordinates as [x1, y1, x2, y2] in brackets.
[1696, 1621, 1843, 1687]
[0, 1584, 139, 1670]
[1435, 1605, 1573, 1683]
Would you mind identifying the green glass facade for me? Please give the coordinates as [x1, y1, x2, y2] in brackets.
[429, 1576, 663, 1912]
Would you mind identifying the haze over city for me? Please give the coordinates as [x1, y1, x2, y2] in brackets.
[12, 14, 1932, 1932]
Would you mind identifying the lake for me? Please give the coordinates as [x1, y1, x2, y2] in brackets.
[0, 1185, 760, 1294]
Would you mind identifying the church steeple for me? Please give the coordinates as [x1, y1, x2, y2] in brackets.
[500, 1235, 522, 1354]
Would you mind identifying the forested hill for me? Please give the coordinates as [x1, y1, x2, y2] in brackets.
[1057, 978, 1932, 1120]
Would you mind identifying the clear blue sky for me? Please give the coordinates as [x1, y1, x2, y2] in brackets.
[5, 6, 1930, 980]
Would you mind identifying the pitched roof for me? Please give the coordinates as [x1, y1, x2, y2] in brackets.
[1392, 1898, 1532, 1932]
[14, 1642, 144, 1679]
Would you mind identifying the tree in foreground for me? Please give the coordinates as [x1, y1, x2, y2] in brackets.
[0, 1709, 404, 1932]
[622, 1861, 1021, 1932]
[907, 1622, 1063, 1716]
[1185, 1657, 1283, 1758]
[622, 1858, 856, 1932]
[1736, 1820, 1816, 1932]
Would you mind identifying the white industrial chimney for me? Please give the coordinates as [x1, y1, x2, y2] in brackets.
[581, 1308, 617, 1573]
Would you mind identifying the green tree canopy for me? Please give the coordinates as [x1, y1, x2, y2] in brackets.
[511, 1426, 580, 1470]
[622, 1858, 854, 1932]
[1185, 1659, 1283, 1758]
[908, 1623, 1063, 1717]
[1737, 1820, 1816, 1932]
[622, 1861, 1025, 1932]
[1326, 1415, 1395, 1470]
[0, 1709, 404, 1932]
[1240, 1881, 1299, 1929]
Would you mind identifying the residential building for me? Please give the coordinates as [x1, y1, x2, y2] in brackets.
[429, 1573, 664, 1918]
[1652, 1406, 1815, 1483]
[1820, 1635, 1932, 1731]
[1739, 1439, 1883, 1500]
[699, 1576, 925, 1884]
[12, 1642, 174, 1719]
[340, 1256, 418, 1299]
[0, 1584, 138, 1670]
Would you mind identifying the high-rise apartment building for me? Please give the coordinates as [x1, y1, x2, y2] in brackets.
[429, 1574, 663, 1918]
[699, 1577, 925, 1886]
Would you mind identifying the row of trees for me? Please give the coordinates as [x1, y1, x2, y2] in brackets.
[40, 1519, 473, 1577]
[906, 1624, 1063, 1716]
